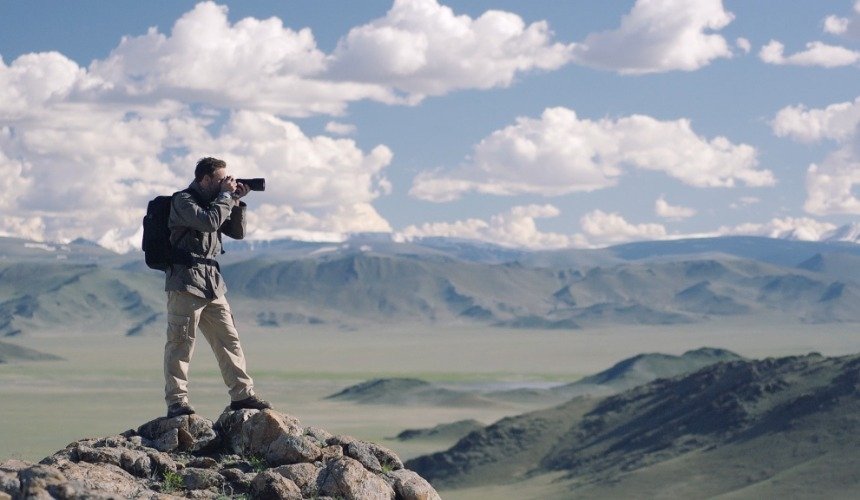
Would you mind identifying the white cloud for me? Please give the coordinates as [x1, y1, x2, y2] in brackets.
[655, 195, 697, 219]
[325, 121, 357, 136]
[397, 204, 579, 249]
[759, 40, 860, 68]
[570, 0, 734, 74]
[0, 107, 394, 252]
[328, 0, 573, 98]
[729, 196, 760, 209]
[772, 97, 860, 216]
[718, 217, 837, 241]
[580, 210, 667, 245]
[735, 37, 751, 54]
[771, 98, 860, 143]
[823, 1, 860, 38]
[411, 107, 772, 202]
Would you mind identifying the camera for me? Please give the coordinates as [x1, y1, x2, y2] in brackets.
[236, 178, 266, 191]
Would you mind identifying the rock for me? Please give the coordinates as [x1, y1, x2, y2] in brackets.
[215, 408, 259, 454]
[0, 459, 34, 472]
[369, 443, 404, 471]
[345, 441, 382, 472]
[272, 463, 321, 497]
[266, 434, 322, 466]
[55, 460, 144, 498]
[182, 467, 224, 490]
[242, 409, 302, 457]
[17, 464, 71, 499]
[327, 434, 357, 447]
[318, 457, 395, 500]
[320, 445, 344, 462]
[250, 470, 302, 500]
[220, 467, 256, 493]
[146, 450, 178, 475]
[137, 415, 218, 454]
[304, 426, 333, 445]
[384, 469, 442, 500]
[154, 428, 180, 452]
[0, 492, 10, 500]
[0, 470, 19, 497]
[187, 456, 218, 469]
[345, 441, 403, 473]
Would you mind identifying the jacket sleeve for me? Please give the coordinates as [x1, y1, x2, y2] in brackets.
[220, 202, 246, 240]
[171, 191, 235, 233]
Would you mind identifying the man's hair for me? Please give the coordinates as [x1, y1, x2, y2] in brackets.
[195, 157, 227, 182]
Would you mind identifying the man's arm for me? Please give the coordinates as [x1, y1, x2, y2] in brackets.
[220, 202, 246, 240]
[171, 191, 235, 233]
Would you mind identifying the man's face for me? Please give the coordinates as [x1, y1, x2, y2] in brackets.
[201, 168, 228, 195]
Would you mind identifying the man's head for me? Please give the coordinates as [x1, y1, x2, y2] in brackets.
[195, 157, 229, 195]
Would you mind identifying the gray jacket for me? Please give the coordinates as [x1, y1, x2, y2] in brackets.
[164, 181, 246, 299]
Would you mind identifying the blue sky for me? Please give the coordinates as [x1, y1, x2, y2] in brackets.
[0, 0, 858, 252]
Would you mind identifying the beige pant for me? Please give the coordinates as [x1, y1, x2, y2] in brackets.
[164, 291, 254, 405]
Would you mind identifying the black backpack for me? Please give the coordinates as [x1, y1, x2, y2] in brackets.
[141, 188, 202, 271]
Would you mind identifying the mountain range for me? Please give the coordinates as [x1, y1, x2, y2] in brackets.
[3, 234, 860, 336]
[406, 352, 860, 497]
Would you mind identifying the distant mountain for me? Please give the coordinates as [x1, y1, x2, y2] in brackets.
[5, 235, 860, 336]
[0, 261, 163, 337]
[0, 340, 63, 363]
[408, 352, 860, 497]
[331, 349, 741, 409]
[823, 223, 860, 244]
[395, 420, 485, 442]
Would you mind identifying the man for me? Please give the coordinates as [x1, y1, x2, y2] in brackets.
[163, 157, 271, 418]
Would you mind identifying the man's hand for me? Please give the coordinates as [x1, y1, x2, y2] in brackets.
[220, 176, 238, 194]
[233, 182, 250, 199]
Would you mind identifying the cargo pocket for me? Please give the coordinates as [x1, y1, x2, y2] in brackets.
[166, 314, 192, 343]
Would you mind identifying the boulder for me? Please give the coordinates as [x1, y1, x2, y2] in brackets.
[345, 441, 403, 473]
[215, 408, 259, 454]
[272, 463, 321, 497]
[266, 434, 322, 466]
[318, 457, 395, 500]
[55, 460, 144, 498]
[320, 445, 344, 462]
[181, 467, 224, 490]
[304, 426, 333, 445]
[219, 467, 256, 493]
[242, 410, 302, 457]
[250, 470, 302, 500]
[137, 415, 218, 454]
[383, 469, 442, 500]
[0, 470, 19, 497]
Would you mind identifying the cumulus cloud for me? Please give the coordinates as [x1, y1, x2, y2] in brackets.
[823, 1, 860, 38]
[325, 121, 357, 136]
[655, 195, 697, 219]
[411, 107, 772, 202]
[718, 217, 837, 241]
[579, 209, 667, 245]
[328, 0, 573, 98]
[759, 40, 860, 68]
[771, 98, 860, 143]
[735, 37, 751, 54]
[569, 0, 734, 74]
[772, 97, 860, 216]
[397, 204, 579, 249]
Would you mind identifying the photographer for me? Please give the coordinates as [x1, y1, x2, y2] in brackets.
[163, 156, 270, 418]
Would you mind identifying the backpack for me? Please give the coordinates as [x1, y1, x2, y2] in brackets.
[141, 188, 202, 271]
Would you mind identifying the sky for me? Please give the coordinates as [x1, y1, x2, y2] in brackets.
[0, 0, 858, 253]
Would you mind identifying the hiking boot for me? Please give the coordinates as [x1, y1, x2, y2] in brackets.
[167, 402, 196, 418]
[230, 395, 272, 411]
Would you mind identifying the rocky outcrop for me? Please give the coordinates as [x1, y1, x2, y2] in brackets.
[0, 408, 439, 500]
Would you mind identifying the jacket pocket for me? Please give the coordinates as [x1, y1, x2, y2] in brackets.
[166, 314, 192, 343]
